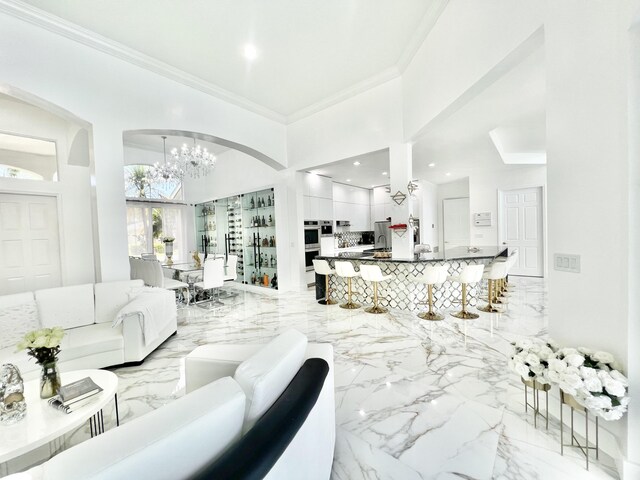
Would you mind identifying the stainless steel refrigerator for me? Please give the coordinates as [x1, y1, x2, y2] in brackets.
[374, 221, 391, 249]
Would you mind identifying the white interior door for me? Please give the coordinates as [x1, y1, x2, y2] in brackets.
[443, 197, 470, 248]
[0, 194, 62, 293]
[500, 187, 544, 277]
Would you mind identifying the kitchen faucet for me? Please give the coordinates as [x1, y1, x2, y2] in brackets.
[377, 234, 388, 250]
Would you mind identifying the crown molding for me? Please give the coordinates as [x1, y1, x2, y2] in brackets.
[286, 67, 401, 124]
[0, 0, 287, 124]
[396, 0, 449, 74]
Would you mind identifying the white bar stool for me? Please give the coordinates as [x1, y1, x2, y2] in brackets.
[359, 264, 393, 314]
[335, 261, 361, 310]
[448, 264, 485, 320]
[410, 264, 449, 321]
[478, 262, 507, 313]
[313, 259, 337, 305]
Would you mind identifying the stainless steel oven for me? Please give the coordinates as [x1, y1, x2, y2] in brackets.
[304, 220, 320, 250]
[305, 249, 320, 271]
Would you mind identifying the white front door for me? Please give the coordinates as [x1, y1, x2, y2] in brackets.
[0, 194, 61, 293]
[443, 197, 470, 249]
[500, 187, 544, 277]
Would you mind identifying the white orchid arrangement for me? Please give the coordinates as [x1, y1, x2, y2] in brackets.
[545, 347, 629, 421]
[508, 338, 558, 384]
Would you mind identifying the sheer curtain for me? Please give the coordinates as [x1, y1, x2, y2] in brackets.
[126, 203, 185, 263]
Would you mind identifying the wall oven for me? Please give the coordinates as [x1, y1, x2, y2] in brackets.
[305, 248, 320, 272]
[304, 220, 320, 250]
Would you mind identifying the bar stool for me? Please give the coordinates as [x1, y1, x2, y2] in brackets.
[478, 262, 507, 313]
[410, 264, 449, 321]
[449, 264, 485, 320]
[335, 261, 361, 310]
[359, 264, 393, 314]
[313, 259, 337, 305]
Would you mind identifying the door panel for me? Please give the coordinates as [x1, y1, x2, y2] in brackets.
[0, 194, 61, 294]
[500, 187, 543, 277]
[443, 198, 470, 248]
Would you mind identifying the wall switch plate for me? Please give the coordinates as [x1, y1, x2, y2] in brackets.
[553, 253, 580, 273]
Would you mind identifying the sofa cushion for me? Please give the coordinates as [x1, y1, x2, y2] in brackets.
[0, 292, 40, 350]
[41, 376, 246, 480]
[94, 279, 144, 324]
[234, 329, 308, 432]
[35, 284, 95, 329]
[58, 323, 124, 362]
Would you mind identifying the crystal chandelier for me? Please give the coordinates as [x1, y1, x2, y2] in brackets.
[148, 136, 184, 182]
[171, 138, 216, 178]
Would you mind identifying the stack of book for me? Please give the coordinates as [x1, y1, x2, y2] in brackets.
[48, 377, 103, 414]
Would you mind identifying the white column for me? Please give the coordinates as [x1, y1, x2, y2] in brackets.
[389, 143, 414, 259]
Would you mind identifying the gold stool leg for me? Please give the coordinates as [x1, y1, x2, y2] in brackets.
[340, 277, 361, 309]
[451, 283, 479, 319]
[478, 278, 504, 313]
[319, 274, 337, 305]
[418, 283, 444, 320]
[365, 281, 388, 314]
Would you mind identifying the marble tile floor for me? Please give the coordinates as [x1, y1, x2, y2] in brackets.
[5, 277, 620, 479]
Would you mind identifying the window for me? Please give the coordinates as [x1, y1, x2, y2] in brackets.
[124, 164, 182, 200]
[126, 204, 184, 262]
[0, 132, 58, 181]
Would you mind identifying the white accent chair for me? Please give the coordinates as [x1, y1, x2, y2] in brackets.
[334, 261, 361, 310]
[194, 257, 225, 308]
[312, 259, 337, 305]
[359, 264, 393, 314]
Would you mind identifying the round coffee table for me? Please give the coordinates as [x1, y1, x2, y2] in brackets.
[0, 369, 119, 465]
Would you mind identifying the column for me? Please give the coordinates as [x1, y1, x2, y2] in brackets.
[389, 143, 414, 258]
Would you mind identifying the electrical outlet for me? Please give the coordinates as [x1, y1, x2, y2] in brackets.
[553, 253, 580, 273]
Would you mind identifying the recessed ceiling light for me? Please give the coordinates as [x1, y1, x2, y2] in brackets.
[346, 179, 352, 182]
[382, 171, 388, 175]
[428, 162, 436, 167]
[445, 172, 451, 176]
[353, 161, 361, 166]
[244, 44, 258, 61]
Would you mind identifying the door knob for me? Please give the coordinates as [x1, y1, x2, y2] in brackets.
[502, 242, 507, 245]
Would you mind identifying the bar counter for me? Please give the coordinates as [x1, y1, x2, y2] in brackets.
[315, 246, 507, 312]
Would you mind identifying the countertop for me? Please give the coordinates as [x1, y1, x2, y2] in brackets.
[317, 246, 508, 264]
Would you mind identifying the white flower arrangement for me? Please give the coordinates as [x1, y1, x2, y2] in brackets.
[546, 347, 630, 421]
[16, 327, 65, 365]
[508, 339, 557, 384]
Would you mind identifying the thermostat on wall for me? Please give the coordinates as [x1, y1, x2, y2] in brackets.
[474, 212, 491, 227]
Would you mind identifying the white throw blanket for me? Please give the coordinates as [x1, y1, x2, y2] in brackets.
[114, 288, 172, 346]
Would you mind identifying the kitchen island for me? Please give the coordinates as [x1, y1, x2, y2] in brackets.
[316, 246, 507, 312]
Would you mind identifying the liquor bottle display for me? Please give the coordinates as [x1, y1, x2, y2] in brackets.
[194, 187, 277, 289]
[242, 187, 277, 289]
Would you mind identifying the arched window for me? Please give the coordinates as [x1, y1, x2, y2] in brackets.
[123, 164, 182, 200]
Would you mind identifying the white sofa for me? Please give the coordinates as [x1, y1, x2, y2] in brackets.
[0, 280, 177, 379]
[8, 330, 335, 480]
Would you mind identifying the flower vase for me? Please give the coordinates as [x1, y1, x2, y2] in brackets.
[40, 362, 61, 399]
[165, 242, 174, 266]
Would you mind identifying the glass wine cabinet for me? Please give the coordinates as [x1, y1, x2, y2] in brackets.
[195, 187, 278, 290]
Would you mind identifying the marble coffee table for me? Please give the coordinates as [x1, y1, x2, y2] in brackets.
[0, 369, 119, 467]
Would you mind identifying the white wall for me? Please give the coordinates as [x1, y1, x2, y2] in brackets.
[402, 0, 543, 139]
[468, 165, 546, 247]
[0, 11, 287, 282]
[287, 78, 403, 170]
[436, 178, 469, 251]
[0, 95, 95, 287]
[419, 180, 438, 247]
[332, 182, 371, 231]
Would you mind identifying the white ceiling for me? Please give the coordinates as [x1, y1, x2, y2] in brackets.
[304, 45, 546, 188]
[21, 0, 442, 119]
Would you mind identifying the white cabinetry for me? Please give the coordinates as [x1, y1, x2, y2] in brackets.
[303, 173, 333, 220]
[332, 183, 371, 230]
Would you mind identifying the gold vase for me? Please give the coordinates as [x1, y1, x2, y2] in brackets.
[39, 361, 61, 399]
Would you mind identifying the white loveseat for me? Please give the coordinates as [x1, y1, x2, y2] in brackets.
[9, 330, 335, 480]
[0, 280, 177, 379]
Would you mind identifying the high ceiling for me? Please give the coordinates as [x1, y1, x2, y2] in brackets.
[123, 132, 229, 157]
[20, 0, 442, 119]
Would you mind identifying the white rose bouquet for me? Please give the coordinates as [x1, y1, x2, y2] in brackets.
[508, 339, 557, 384]
[547, 347, 629, 421]
[16, 327, 65, 366]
